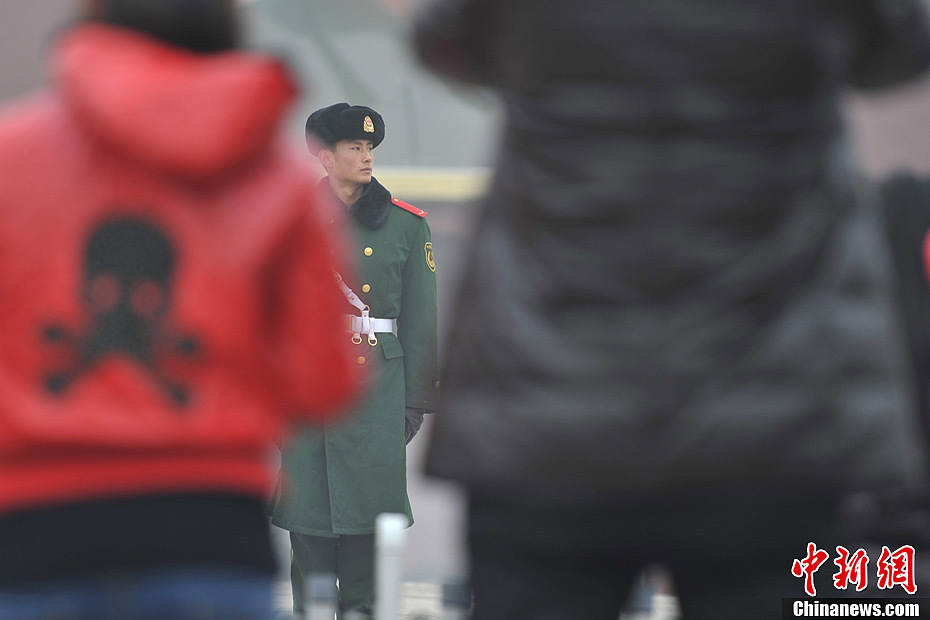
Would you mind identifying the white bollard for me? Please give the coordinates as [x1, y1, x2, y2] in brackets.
[304, 572, 338, 620]
[374, 513, 408, 620]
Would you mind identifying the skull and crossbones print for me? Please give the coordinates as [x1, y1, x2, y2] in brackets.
[42, 216, 200, 406]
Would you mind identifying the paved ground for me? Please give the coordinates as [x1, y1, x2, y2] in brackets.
[272, 580, 451, 619]
[272, 579, 683, 620]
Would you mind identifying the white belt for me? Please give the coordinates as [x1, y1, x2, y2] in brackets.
[345, 315, 396, 345]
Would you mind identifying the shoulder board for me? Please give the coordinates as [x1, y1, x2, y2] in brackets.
[391, 197, 427, 218]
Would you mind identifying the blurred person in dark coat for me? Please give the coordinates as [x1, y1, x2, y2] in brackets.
[0, 0, 362, 618]
[414, 0, 930, 617]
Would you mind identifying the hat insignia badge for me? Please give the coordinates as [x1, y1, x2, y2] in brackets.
[363, 116, 375, 133]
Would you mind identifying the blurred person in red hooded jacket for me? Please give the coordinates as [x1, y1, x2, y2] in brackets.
[0, 0, 362, 618]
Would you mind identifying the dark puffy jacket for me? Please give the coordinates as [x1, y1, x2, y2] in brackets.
[416, 0, 930, 501]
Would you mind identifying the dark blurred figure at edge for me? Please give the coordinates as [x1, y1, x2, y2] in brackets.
[414, 1, 930, 618]
[0, 0, 363, 618]
[844, 172, 930, 589]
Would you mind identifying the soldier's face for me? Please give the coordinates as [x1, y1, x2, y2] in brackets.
[329, 140, 375, 185]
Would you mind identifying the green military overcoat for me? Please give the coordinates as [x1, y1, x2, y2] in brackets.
[271, 176, 438, 536]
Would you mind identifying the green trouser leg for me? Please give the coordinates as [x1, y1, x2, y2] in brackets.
[290, 532, 375, 618]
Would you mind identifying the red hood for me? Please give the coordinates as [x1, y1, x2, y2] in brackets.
[53, 24, 297, 179]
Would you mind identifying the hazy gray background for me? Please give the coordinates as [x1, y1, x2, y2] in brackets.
[5, 0, 930, 174]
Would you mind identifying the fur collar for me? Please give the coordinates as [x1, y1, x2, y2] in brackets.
[321, 176, 392, 230]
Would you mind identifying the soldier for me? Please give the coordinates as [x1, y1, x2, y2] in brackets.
[271, 103, 439, 618]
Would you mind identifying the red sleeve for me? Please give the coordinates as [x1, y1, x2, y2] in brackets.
[264, 183, 364, 423]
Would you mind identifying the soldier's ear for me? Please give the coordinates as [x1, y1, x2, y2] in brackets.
[318, 148, 335, 171]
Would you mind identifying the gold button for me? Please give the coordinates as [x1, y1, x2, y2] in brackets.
[364, 247, 373, 256]
[362, 284, 371, 293]
[357, 356, 366, 365]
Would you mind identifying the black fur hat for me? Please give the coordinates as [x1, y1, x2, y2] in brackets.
[305, 103, 385, 148]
